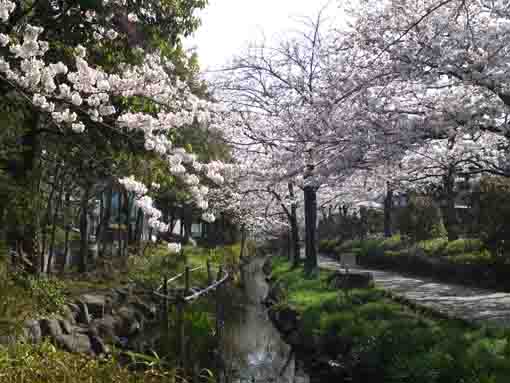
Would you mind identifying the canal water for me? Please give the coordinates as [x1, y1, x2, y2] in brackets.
[219, 257, 309, 383]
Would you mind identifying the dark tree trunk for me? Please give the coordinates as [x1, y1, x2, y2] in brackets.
[288, 183, 301, 268]
[79, 185, 90, 273]
[303, 183, 318, 275]
[47, 176, 64, 274]
[99, 185, 112, 257]
[384, 182, 393, 238]
[117, 190, 122, 257]
[124, 190, 132, 243]
[62, 191, 71, 272]
[95, 191, 104, 238]
[134, 207, 144, 255]
[41, 166, 58, 269]
[183, 205, 192, 243]
[11, 113, 43, 275]
[443, 166, 459, 242]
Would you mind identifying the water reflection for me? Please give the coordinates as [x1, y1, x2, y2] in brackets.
[219, 257, 309, 383]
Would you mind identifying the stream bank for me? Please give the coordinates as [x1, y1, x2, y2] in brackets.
[264, 256, 510, 383]
[219, 256, 309, 383]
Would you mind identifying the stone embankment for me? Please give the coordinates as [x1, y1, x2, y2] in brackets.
[8, 285, 161, 356]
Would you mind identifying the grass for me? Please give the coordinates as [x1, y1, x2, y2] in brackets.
[0, 242, 243, 383]
[270, 257, 510, 382]
[0, 341, 188, 383]
[324, 234, 492, 265]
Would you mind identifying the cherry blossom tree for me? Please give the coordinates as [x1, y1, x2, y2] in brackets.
[0, 1, 226, 272]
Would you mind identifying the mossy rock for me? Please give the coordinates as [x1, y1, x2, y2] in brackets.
[327, 271, 374, 289]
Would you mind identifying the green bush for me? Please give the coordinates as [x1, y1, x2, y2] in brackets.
[0, 341, 184, 382]
[478, 176, 510, 258]
[319, 239, 340, 253]
[417, 237, 448, 256]
[397, 194, 446, 242]
[444, 238, 484, 257]
[380, 234, 403, 250]
[271, 257, 510, 383]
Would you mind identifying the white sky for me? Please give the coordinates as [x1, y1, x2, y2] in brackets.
[184, 0, 345, 71]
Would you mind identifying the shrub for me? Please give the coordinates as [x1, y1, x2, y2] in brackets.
[418, 238, 448, 256]
[381, 234, 403, 250]
[397, 194, 445, 242]
[444, 238, 484, 257]
[478, 176, 510, 258]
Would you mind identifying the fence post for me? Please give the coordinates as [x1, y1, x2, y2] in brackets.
[185, 266, 190, 295]
[207, 259, 212, 285]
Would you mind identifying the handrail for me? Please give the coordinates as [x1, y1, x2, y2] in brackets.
[184, 271, 229, 302]
[153, 263, 229, 303]
[155, 265, 204, 292]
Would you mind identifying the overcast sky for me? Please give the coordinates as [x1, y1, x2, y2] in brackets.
[184, 0, 345, 71]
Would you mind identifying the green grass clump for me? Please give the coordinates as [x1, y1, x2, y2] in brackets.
[417, 237, 448, 256]
[445, 238, 484, 256]
[0, 341, 185, 383]
[270, 257, 510, 382]
[380, 234, 403, 250]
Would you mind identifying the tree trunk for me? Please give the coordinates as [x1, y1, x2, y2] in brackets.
[183, 205, 192, 244]
[41, 164, 60, 270]
[117, 190, 122, 257]
[384, 182, 393, 238]
[11, 113, 43, 275]
[443, 165, 459, 242]
[47, 176, 64, 274]
[134, 207, 144, 255]
[303, 183, 318, 275]
[99, 185, 112, 257]
[288, 182, 300, 267]
[78, 185, 90, 273]
[62, 191, 71, 272]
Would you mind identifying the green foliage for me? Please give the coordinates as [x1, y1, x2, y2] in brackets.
[0, 341, 182, 382]
[444, 238, 484, 257]
[397, 194, 445, 241]
[417, 237, 448, 256]
[380, 234, 403, 250]
[478, 176, 510, 258]
[14, 275, 66, 316]
[318, 239, 341, 254]
[271, 257, 510, 383]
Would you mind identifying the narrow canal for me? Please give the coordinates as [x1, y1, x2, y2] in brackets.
[219, 257, 309, 383]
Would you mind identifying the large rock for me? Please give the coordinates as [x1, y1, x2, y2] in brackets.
[89, 335, 109, 355]
[39, 318, 62, 338]
[89, 315, 117, 342]
[61, 304, 78, 325]
[262, 258, 272, 276]
[327, 271, 374, 289]
[265, 282, 286, 305]
[23, 319, 42, 344]
[271, 306, 300, 335]
[115, 306, 144, 336]
[76, 300, 91, 325]
[54, 334, 93, 354]
[79, 294, 106, 318]
[0, 335, 16, 346]
[131, 299, 156, 320]
[59, 319, 73, 335]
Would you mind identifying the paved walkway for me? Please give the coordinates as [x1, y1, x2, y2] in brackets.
[319, 255, 510, 328]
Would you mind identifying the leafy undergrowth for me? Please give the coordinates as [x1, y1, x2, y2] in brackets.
[0, 341, 199, 383]
[271, 257, 510, 383]
[127, 243, 243, 289]
[322, 235, 495, 266]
